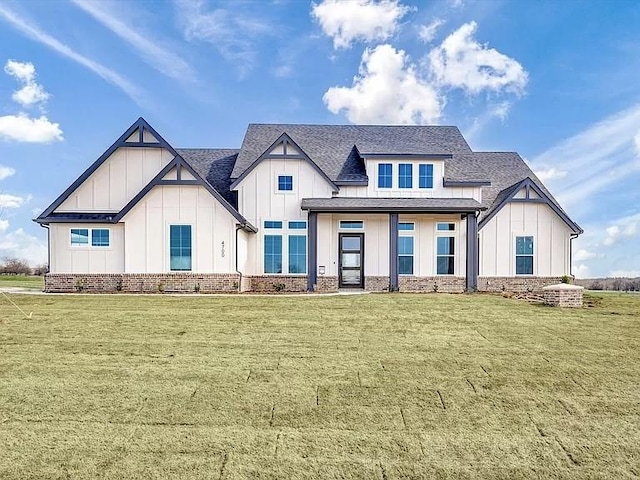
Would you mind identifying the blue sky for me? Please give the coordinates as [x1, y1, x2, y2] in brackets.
[0, 0, 639, 277]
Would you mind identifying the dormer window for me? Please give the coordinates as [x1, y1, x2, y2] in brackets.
[419, 164, 434, 188]
[399, 164, 412, 188]
[378, 163, 392, 188]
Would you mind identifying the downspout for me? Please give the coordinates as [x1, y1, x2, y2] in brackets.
[38, 223, 51, 274]
[569, 233, 579, 279]
[235, 225, 243, 293]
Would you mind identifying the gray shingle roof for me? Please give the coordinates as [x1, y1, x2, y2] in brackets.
[177, 149, 239, 206]
[232, 124, 472, 182]
[301, 197, 483, 212]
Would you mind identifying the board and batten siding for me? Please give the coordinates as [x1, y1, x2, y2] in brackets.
[479, 202, 571, 277]
[121, 185, 238, 274]
[234, 158, 335, 275]
[316, 214, 466, 277]
[56, 147, 174, 212]
[49, 223, 124, 273]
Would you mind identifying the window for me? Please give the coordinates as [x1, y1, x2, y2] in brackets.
[278, 175, 293, 191]
[419, 164, 434, 189]
[339, 221, 364, 229]
[91, 229, 110, 247]
[437, 223, 456, 231]
[399, 164, 412, 188]
[288, 221, 307, 229]
[437, 236, 455, 275]
[264, 235, 283, 273]
[170, 225, 192, 271]
[264, 221, 283, 229]
[516, 236, 534, 275]
[398, 236, 414, 275]
[378, 163, 392, 188]
[398, 222, 414, 231]
[70, 228, 89, 246]
[288, 235, 307, 274]
[71, 228, 110, 247]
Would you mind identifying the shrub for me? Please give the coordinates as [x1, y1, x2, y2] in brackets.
[561, 275, 572, 284]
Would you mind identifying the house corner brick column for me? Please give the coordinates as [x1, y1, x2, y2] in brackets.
[389, 213, 399, 292]
[466, 213, 479, 292]
[307, 211, 318, 292]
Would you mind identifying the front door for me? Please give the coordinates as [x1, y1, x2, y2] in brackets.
[339, 233, 364, 288]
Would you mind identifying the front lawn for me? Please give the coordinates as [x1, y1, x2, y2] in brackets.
[0, 292, 638, 479]
[0, 274, 44, 289]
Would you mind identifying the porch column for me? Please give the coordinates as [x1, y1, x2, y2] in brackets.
[307, 211, 318, 292]
[466, 213, 479, 292]
[389, 213, 399, 292]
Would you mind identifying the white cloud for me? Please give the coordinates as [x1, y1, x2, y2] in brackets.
[0, 193, 27, 209]
[324, 44, 441, 124]
[418, 18, 444, 43]
[0, 219, 8, 232]
[532, 104, 640, 209]
[4, 59, 50, 107]
[0, 114, 63, 143]
[635, 130, 640, 156]
[602, 213, 640, 246]
[0, 165, 16, 180]
[71, 0, 195, 82]
[574, 249, 597, 262]
[0, 4, 143, 105]
[311, 0, 411, 49]
[534, 167, 568, 182]
[175, 0, 270, 78]
[0, 228, 47, 265]
[573, 263, 590, 279]
[609, 270, 640, 278]
[428, 21, 528, 95]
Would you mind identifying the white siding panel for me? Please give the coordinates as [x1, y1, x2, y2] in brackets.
[479, 203, 572, 277]
[56, 147, 173, 212]
[49, 223, 125, 273]
[122, 185, 238, 273]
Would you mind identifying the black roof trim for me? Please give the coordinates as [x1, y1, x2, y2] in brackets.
[301, 197, 485, 214]
[113, 155, 257, 232]
[37, 117, 178, 220]
[478, 177, 583, 234]
[34, 212, 118, 224]
[229, 132, 338, 192]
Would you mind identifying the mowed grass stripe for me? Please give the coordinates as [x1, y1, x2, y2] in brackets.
[0, 292, 639, 479]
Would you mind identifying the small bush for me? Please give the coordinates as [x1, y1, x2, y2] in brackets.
[561, 275, 572, 284]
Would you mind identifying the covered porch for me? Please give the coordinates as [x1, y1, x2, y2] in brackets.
[302, 198, 486, 293]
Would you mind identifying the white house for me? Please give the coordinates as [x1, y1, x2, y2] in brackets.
[35, 118, 582, 293]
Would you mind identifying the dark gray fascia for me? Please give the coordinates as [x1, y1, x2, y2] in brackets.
[229, 132, 339, 193]
[302, 206, 485, 214]
[443, 180, 491, 187]
[37, 117, 178, 221]
[360, 153, 453, 159]
[478, 177, 583, 234]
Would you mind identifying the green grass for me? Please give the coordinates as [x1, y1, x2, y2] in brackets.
[1, 292, 639, 479]
[0, 274, 44, 289]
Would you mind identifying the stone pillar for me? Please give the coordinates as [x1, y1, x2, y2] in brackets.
[389, 213, 399, 292]
[307, 211, 318, 292]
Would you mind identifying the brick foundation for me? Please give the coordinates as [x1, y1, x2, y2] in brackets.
[45, 273, 240, 293]
[244, 275, 308, 293]
[478, 277, 564, 294]
[316, 276, 338, 292]
[399, 276, 466, 293]
[364, 276, 389, 292]
[542, 284, 584, 307]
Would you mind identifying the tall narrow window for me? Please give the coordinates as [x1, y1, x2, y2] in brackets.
[288, 235, 307, 274]
[419, 164, 434, 188]
[437, 236, 455, 275]
[515, 236, 534, 275]
[264, 235, 282, 274]
[398, 236, 414, 275]
[91, 229, 110, 247]
[170, 225, 192, 271]
[378, 163, 392, 188]
[70, 228, 89, 246]
[399, 164, 412, 188]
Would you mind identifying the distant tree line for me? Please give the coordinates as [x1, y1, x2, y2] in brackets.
[0, 257, 48, 275]
[586, 278, 640, 292]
